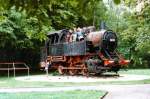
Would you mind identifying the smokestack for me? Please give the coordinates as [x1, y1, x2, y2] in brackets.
[100, 21, 106, 30]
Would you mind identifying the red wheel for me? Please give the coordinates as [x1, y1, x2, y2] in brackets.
[69, 69, 77, 76]
[58, 66, 65, 75]
[81, 65, 88, 76]
[81, 69, 88, 76]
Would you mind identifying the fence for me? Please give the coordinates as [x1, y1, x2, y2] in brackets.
[0, 62, 30, 78]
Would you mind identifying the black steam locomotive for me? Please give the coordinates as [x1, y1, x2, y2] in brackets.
[40, 25, 129, 75]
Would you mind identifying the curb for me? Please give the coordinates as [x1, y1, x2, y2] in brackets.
[101, 92, 108, 99]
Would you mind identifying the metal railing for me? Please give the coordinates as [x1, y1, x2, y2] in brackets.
[0, 62, 30, 78]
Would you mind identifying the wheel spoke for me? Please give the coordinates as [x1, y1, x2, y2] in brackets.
[58, 66, 65, 75]
[69, 69, 77, 76]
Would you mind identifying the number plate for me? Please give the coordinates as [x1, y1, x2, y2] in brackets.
[110, 39, 115, 42]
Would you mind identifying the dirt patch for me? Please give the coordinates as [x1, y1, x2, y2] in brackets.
[15, 74, 150, 83]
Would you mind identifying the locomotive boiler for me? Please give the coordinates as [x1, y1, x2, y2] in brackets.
[40, 26, 129, 75]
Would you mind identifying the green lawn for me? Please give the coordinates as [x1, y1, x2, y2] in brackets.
[0, 77, 68, 88]
[119, 69, 150, 75]
[0, 69, 150, 88]
[0, 90, 105, 99]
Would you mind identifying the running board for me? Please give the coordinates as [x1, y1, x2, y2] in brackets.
[47, 56, 66, 62]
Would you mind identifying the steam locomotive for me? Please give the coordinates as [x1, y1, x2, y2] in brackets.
[40, 25, 129, 75]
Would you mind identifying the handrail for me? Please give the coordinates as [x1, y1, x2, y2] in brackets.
[48, 40, 86, 46]
[0, 62, 25, 64]
[0, 62, 30, 78]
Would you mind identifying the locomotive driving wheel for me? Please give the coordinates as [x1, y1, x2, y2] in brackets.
[80, 64, 88, 76]
[68, 59, 78, 75]
[58, 65, 65, 75]
[69, 69, 77, 76]
[81, 69, 88, 76]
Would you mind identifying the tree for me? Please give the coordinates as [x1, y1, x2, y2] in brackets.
[0, 0, 126, 66]
[119, 1, 150, 68]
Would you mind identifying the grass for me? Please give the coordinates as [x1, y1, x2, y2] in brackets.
[119, 69, 150, 75]
[111, 69, 150, 84]
[0, 77, 67, 88]
[0, 90, 105, 99]
[0, 69, 150, 88]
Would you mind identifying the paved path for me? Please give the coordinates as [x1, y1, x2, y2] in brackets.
[99, 84, 150, 99]
[0, 84, 150, 99]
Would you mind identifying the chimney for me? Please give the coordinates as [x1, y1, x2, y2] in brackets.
[100, 21, 106, 30]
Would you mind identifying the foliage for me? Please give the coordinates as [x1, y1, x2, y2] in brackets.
[0, 0, 149, 68]
[103, 1, 150, 68]
[123, 0, 137, 6]
[0, 7, 52, 66]
[0, 0, 107, 64]
[0, 7, 51, 49]
[113, 0, 121, 5]
[119, 2, 150, 68]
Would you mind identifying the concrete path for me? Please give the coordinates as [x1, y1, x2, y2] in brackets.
[99, 84, 150, 99]
[0, 84, 150, 99]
